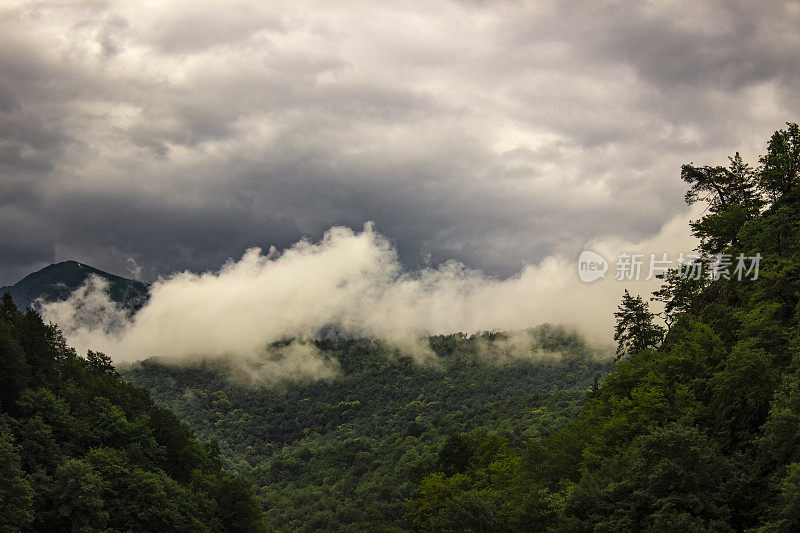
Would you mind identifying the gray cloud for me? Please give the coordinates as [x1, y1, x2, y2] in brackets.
[1, 0, 798, 285]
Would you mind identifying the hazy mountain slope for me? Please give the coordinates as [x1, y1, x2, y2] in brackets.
[0, 260, 148, 311]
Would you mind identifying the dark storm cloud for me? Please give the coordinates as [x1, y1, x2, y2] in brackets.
[0, 206, 56, 284]
[1, 0, 799, 285]
[46, 190, 302, 281]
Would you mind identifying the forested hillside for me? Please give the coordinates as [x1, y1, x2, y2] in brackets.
[122, 327, 609, 531]
[0, 294, 268, 532]
[399, 123, 800, 531]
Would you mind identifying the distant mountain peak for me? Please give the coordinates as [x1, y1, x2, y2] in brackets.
[0, 261, 149, 311]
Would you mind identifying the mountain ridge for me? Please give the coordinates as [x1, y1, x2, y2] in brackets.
[0, 260, 149, 311]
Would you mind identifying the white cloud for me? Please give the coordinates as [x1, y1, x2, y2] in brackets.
[41, 208, 699, 374]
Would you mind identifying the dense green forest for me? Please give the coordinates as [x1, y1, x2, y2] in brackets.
[0, 294, 268, 531]
[122, 328, 609, 531]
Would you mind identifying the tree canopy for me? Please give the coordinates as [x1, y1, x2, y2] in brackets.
[0, 294, 268, 532]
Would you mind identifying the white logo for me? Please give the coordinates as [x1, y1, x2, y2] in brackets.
[578, 251, 608, 283]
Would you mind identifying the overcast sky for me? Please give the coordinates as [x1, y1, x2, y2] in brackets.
[1, 0, 799, 286]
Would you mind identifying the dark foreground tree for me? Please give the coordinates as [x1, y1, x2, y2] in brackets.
[613, 289, 664, 360]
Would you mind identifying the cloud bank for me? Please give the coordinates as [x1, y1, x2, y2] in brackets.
[41, 210, 698, 378]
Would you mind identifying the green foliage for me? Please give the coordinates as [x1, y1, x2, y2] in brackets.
[0, 432, 34, 532]
[763, 463, 800, 532]
[565, 423, 738, 532]
[613, 289, 664, 359]
[682, 152, 764, 255]
[708, 341, 779, 448]
[651, 266, 708, 326]
[0, 294, 268, 532]
[759, 122, 800, 201]
[122, 329, 608, 531]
